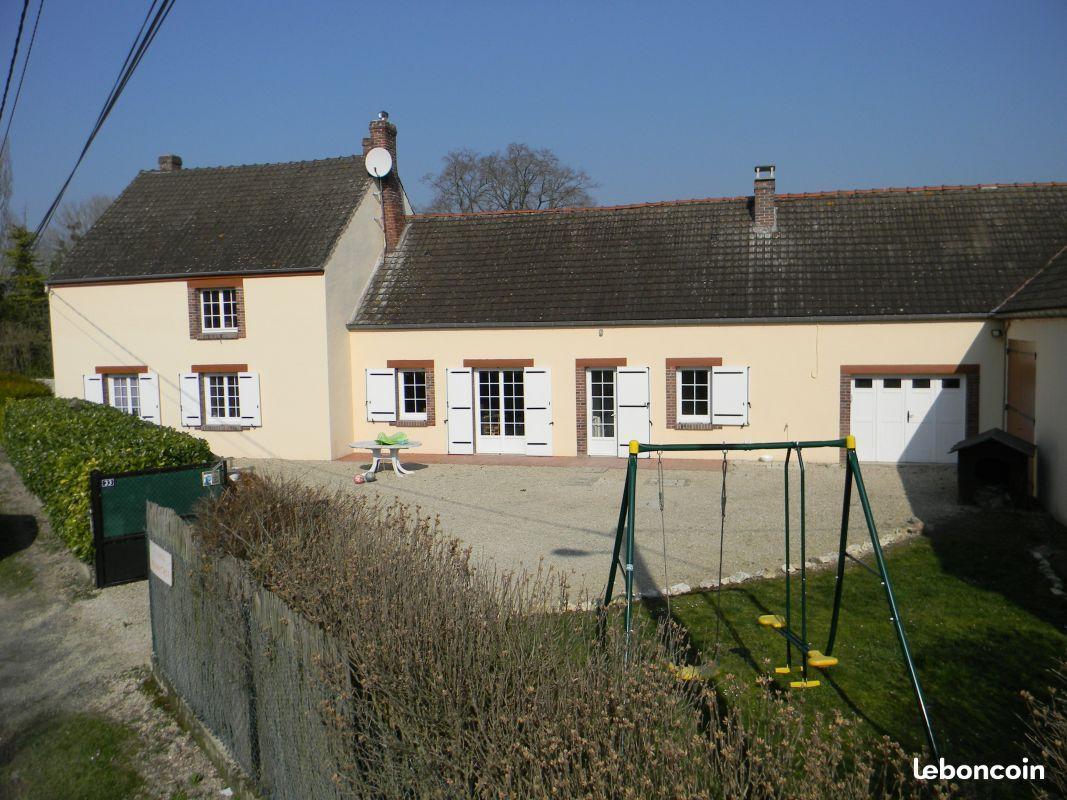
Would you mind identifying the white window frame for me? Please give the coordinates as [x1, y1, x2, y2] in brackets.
[200, 287, 239, 332]
[676, 367, 712, 425]
[398, 369, 428, 421]
[205, 373, 242, 424]
[107, 374, 141, 417]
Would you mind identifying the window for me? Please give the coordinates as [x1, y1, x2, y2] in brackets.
[883, 378, 902, 389]
[911, 378, 931, 389]
[677, 368, 712, 423]
[206, 374, 241, 423]
[943, 378, 960, 389]
[589, 369, 615, 439]
[854, 378, 873, 389]
[200, 288, 238, 332]
[478, 369, 524, 437]
[399, 370, 428, 420]
[108, 375, 140, 417]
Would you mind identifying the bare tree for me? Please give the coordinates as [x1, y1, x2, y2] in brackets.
[422, 144, 597, 213]
[38, 194, 113, 273]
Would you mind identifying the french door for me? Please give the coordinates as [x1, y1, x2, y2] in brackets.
[587, 369, 617, 456]
[476, 369, 526, 454]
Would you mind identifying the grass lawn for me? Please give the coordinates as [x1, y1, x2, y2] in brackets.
[0, 713, 143, 800]
[643, 509, 1067, 770]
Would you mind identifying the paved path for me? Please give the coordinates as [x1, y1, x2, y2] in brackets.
[240, 457, 961, 601]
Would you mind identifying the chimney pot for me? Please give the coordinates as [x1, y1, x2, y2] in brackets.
[158, 154, 182, 172]
[753, 164, 776, 234]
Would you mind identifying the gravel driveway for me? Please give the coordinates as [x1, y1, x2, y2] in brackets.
[239, 457, 961, 601]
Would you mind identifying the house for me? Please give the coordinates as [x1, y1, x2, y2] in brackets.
[48, 115, 1067, 520]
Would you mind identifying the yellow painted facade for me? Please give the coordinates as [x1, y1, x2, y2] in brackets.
[1005, 316, 1067, 522]
[348, 319, 1004, 463]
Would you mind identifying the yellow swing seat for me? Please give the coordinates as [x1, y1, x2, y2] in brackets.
[758, 614, 786, 629]
[806, 650, 838, 668]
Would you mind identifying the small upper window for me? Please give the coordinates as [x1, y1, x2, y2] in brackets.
[911, 378, 931, 389]
[399, 370, 428, 420]
[854, 378, 873, 389]
[882, 378, 902, 389]
[678, 368, 711, 423]
[200, 288, 238, 332]
[942, 378, 961, 389]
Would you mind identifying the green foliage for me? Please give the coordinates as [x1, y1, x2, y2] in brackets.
[0, 225, 52, 376]
[0, 713, 143, 800]
[2, 397, 214, 561]
[0, 371, 51, 436]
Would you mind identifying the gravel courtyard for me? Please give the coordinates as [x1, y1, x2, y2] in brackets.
[239, 456, 961, 601]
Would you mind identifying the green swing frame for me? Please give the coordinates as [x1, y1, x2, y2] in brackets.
[602, 436, 940, 759]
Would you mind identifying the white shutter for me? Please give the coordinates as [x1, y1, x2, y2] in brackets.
[445, 368, 474, 455]
[138, 372, 161, 425]
[712, 366, 749, 426]
[365, 368, 397, 422]
[238, 372, 261, 427]
[179, 373, 202, 427]
[523, 368, 552, 456]
[616, 366, 651, 458]
[82, 374, 104, 404]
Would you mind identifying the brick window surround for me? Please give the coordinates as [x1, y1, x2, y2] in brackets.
[575, 358, 627, 455]
[188, 277, 246, 340]
[387, 360, 436, 427]
[839, 364, 980, 462]
[665, 357, 723, 430]
[191, 364, 249, 432]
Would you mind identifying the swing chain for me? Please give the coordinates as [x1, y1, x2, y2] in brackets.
[657, 451, 671, 617]
[713, 449, 728, 660]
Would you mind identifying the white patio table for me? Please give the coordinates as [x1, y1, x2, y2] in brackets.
[349, 440, 422, 477]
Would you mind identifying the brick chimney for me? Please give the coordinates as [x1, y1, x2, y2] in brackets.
[753, 164, 776, 234]
[158, 154, 182, 172]
[366, 111, 404, 251]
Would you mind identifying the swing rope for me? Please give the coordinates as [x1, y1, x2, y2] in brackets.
[713, 449, 728, 661]
[657, 450, 671, 618]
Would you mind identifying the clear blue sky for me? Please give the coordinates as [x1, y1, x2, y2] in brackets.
[5, 0, 1067, 224]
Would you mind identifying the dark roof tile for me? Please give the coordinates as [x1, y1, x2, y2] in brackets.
[51, 156, 371, 283]
[353, 184, 1067, 326]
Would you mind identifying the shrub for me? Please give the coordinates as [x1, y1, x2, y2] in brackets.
[1024, 662, 1067, 799]
[2, 397, 214, 560]
[0, 371, 52, 436]
[195, 476, 937, 799]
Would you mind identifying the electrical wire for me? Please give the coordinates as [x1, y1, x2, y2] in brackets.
[32, 0, 177, 243]
[0, 0, 45, 158]
[0, 0, 30, 129]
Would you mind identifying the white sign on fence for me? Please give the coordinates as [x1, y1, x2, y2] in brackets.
[149, 541, 173, 587]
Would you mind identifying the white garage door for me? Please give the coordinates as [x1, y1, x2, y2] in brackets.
[850, 376, 966, 463]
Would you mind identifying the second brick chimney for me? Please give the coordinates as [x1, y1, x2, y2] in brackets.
[364, 111, 404, 251]
[753, 164, 776, 235]
[158, 154, 182, 172]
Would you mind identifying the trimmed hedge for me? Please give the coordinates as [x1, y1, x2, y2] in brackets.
[0, 372, 52, 436]
[2, 397, 214, 561]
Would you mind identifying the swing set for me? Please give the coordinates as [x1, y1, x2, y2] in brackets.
[602, 436, 940, 758]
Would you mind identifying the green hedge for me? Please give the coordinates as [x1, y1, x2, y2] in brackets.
[0, 372, 52, 435]
[2, 397, 215, 561]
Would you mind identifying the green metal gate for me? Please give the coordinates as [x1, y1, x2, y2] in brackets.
[90, 461, 226, 588]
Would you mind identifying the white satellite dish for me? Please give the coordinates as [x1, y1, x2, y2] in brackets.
[365, 147, 393, 178]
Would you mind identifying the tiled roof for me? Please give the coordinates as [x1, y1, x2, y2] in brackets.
[50, 156, 371, 283]
[352, 183, 1067, 327]
[996, 244, 1067, 314]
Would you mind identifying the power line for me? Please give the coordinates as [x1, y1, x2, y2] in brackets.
[0, 0, 45, 158]
[0, 0, 31, 128]
[33, 0, 177, 243]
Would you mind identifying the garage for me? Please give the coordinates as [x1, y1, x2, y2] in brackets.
[850, 375, 966, 463]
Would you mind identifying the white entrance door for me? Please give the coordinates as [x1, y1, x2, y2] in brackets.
[851, 376, 965, 463]
[475, 369, 526, 455]
[445, 368, 475, 455]
[616, 367, 651, 458]
[586, 369, 617, 456]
